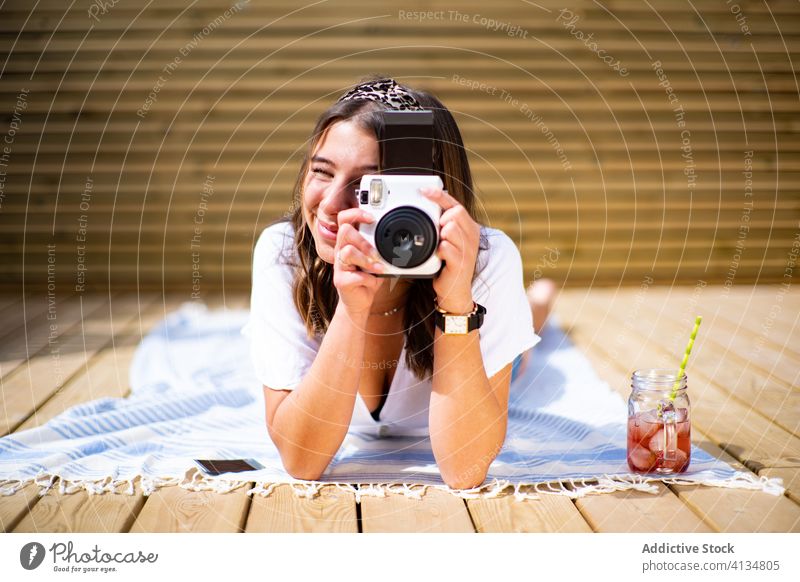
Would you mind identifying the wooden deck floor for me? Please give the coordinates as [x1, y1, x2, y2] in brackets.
[0, 285, 798, 533]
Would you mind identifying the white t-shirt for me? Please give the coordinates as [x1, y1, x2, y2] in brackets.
[241, 220, 541, 437]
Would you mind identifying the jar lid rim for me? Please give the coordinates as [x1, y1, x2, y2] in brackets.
[632, 368, 687, 380]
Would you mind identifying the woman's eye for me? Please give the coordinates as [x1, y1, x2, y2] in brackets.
[311, 167, 333, 178]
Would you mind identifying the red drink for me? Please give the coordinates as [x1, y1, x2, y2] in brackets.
[627, 408, 691, 474]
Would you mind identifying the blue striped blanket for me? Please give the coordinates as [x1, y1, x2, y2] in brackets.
[0, 302, 783, 500]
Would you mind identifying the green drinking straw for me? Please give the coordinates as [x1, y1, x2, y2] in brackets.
[670, 315, 703, 401]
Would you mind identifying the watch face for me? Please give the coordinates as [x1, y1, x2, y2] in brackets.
[444, 315, 468, 335]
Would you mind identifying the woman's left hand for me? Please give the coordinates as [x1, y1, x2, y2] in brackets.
[422, 186, 480, 314]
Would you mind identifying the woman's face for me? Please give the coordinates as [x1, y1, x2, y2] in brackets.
[302, 119, 379, 264]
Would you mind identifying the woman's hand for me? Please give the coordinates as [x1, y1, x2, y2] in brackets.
[422, 187, 481, 313]
[332, 208, 385, 317]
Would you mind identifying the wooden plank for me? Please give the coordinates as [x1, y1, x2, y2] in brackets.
[12, 294, 166, 433]
[0, 291, 97, 382]
[9, 54, 799, 75]
[670, 441, 800, 532]
[0, 482, 42, 533]
[688, 287, 800, 358]
[7, 198, 800, 214]
[12, 133, 800, 153]
[8, 72, 800, 93]
[7, 97, 799, 117]
[0, 293, 129, 436]
[584, 290, 799, 434]
[12, 296, 239, 533]
[4, 155, 797, 173]
[557, 290, 800, 473]
[360, 487, 475, 532]
[0, 294, 24, 314]
[12, 213, 795, 234]
[12, 481, 146, 533]
[0, 291, 74, 358]
[555, 289, 800, 532]
[467, 490, 593, 532]
[0, 296, 180, 531]
[244, 484, 358, 533]
[129, 480, 251, 533]
[635, 287, 800, 391]
[14, 200, 796, 219]
[574, 482, 714, 532]
[5, 123, 795, 144]
[13, 0, 800, 14]
[3, 10, 799, 34]
[3, 35, 798, 55]
[3, 175, 794, 195]
[9, 63, 800, 88]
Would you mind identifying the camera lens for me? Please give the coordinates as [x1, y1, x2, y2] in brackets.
[374, 206, 437, 269]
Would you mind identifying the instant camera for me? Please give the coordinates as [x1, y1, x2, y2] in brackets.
[356, 110, 443, 278]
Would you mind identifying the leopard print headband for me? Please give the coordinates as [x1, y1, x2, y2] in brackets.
[336, 78, 424, 111]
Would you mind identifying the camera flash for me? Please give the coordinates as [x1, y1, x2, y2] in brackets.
[369, 179, 383, 206]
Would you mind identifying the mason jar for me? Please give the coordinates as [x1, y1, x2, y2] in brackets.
[626, 369, 691, 474]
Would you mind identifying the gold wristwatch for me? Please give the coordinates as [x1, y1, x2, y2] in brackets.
[433, 299, 487, 335]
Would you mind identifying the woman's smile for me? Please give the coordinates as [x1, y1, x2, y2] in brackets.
[302, 119, 379, 262]
[315, 215, 338, 243]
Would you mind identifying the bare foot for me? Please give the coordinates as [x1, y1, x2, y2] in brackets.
[515, 278, 558, 378]
[527, 278, 557, 336]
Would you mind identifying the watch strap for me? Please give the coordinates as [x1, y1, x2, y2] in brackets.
[433, 301, 486, 334]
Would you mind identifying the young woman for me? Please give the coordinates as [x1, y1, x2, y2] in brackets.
[244, 77, 555, 490]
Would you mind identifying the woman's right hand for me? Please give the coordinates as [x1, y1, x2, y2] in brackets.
[333, 208, 385, 316]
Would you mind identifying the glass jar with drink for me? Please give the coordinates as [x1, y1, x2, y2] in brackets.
[626, 369, 691, 474]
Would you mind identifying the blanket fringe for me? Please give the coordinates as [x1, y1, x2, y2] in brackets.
[660, 471, 786, 496]
[1, 471, 784, 500]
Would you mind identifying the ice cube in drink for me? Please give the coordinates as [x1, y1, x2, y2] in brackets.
[627, 408, 690, 474]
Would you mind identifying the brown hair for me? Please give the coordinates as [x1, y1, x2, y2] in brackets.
[281, 76, 488, 380]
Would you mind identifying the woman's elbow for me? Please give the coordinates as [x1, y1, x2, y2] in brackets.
[265, 423, 331, 481]
[440, 465, 489, 491]
[271, 438, 329, 481]
[284, 462, 325, 481]
[277, 448, 328, 481]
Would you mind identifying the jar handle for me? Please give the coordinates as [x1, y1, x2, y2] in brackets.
[659, 400, 678, 461]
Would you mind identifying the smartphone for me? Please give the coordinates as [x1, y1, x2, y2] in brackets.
[193, 458, 264, 476]
[380, 110, 434, 175]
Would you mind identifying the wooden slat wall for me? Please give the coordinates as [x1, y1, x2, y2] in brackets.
[0, 0, 797, 293]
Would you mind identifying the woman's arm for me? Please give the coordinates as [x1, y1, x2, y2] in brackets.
[428, 311, 512, 490]
[264, 302, 369, 480]
[419, 186, 512, 490]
